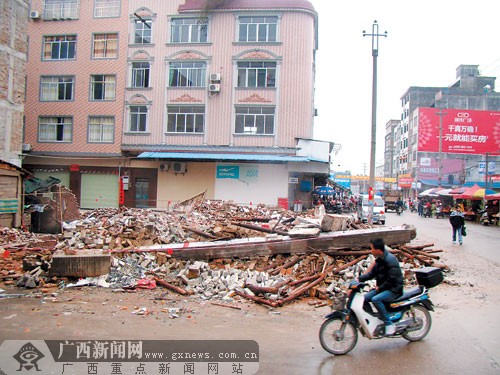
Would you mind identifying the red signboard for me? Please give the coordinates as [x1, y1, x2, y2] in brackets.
[118, 178, 125, 205]
[398, 176, 413, 188]
[418, 108, 500, 156]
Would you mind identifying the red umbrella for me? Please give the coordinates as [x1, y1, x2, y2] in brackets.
[454, 184, 483, 200]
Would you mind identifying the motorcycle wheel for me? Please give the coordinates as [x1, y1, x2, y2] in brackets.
[402, 305, 432, 342]
[319, 317, 358, 355]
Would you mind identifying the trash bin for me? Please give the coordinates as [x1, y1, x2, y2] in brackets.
[294, 200, 302, 212]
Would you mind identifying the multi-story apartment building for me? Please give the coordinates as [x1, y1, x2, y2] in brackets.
[22, 0, 328, 210]
[388, 65, 500, 193]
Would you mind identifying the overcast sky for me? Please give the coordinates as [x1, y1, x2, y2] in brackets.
[310, 0, 500, 175]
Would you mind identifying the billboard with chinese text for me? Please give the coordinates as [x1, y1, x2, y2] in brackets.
[418, 108, 500, 156]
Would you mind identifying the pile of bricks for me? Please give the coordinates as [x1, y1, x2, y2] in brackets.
[56, 203, 309, 252]
[102, 244, 445, 308]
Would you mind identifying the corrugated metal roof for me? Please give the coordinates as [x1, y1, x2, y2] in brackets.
[138, 152, 310, 162]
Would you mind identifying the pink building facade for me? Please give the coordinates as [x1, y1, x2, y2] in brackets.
[23, 0, 330, 209]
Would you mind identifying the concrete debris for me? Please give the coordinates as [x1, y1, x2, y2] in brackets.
[56, 203, 304, 252]
[37, 245, 444, 308]
[0, 200, 449, 308]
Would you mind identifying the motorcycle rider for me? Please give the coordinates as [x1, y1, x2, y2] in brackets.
[395, 197, 404, 214]
[358, 238, 404, 335]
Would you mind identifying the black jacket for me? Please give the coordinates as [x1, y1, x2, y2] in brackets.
[449, 211, 465, 229]
[359, 251, 404, 294]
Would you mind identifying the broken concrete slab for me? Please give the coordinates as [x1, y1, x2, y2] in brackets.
[50, 250, 111, 277]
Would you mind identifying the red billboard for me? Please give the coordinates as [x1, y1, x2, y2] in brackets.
[418, 108, 500, 156]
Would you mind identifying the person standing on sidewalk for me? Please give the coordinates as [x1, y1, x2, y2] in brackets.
[449, 205, 465, 245]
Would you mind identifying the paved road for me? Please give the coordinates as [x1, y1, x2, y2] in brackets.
[1, 212, 499, 375]
[389, 209, 500, 265]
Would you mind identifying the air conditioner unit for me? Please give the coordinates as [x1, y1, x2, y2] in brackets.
[209, 73, 221, 82]
[172, 162, 186, 174]
[22, 143, 32, 152]
[208, 83, 220, 93]
[159, 163, 168, 171]
[30, 11, 40, 19]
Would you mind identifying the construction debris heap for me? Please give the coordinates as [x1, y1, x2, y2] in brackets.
[1, 201, 446, 308]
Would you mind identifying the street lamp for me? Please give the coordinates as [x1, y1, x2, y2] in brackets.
[363, 20, 387, 224]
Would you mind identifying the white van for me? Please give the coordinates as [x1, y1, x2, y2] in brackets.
[359, 194, 386, 224]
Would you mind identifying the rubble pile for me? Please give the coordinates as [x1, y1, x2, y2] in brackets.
[88, 246, 443, 308]
[0, 227, 57, 250]
[1, 227, 56, 287]
[0, 248, 53, 288]
[0, 200, 448, 308]
[57, 203, 305, 251]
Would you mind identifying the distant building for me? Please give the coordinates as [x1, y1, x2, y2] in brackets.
[383, 119, 399, 180]
[22, 0, 331, 209]
[388, 65, 500, 193]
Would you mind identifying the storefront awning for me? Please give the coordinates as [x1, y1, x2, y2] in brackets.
[138, 152, 313, 163]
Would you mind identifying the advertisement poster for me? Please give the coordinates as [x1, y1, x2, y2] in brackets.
[418, 156, 464, 183]
[417, 108, 500, 155]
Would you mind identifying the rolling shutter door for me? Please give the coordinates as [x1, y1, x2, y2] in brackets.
[80, 174, 119, 209]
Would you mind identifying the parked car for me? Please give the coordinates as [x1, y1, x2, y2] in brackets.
[358, 195, 386, 224]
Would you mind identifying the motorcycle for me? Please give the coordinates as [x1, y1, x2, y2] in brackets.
[479, 210, 490, 226]
[435, 206, 444, 219]
[319, 267, 442, 355]
[423, 206, 432, 218]
[396, 205, 403, 216]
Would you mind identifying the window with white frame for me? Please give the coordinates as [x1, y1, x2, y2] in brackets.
[169, 62, 205, 87]
[134, 19, 152, 44]
[131, 62, 150, 88]
[167, 106, 204, 133]
[129, 105, 147, 132]
[170, 17, 208, 43]
[90, 74, 116, 100]
[94, 0, 120, 18]
[43, 0, 79, 19]
[235, 106, 275, 135]
[92, 33, 118, 58]
[238, 16, 278, 42]
[43, 35, 76, 60]
[38, 116, 72, 142]
[88, 116, 114, 142]
[40, 76, 74, 101]
[237, 61, 276, 88]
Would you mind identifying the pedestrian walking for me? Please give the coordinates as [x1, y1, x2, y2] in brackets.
[417, 198, 424, 216]
[449, 204, 465, 245]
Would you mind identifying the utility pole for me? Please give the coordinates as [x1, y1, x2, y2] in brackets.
[485, 152, 489, 190]
[435, 101, 447, 188]
[363, 21, 387, 224]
